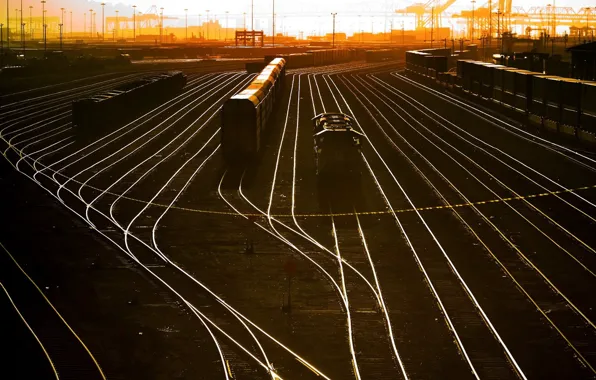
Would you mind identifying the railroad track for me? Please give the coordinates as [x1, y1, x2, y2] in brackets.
[335, 68, 596, 378]
[0, 240, 106, 380]
[2, 60, 596, 379]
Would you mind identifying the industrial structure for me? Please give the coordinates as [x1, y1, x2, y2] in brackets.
[397, 2, 594, 41]
[105, 5, 178, 41]
[235, 30, 264, 47]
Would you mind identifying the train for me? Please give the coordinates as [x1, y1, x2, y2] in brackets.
[312, 112, 364, 182]
[405, 48, 452, 78]
[452, 60, 596, 135]
[72, 71, 187, 132]
[255, 49, 356, 71]
[365, 49, 404, 62]
[222, 57, 287, 163]
[405, 49, 596, 140]
[245, 47, 407, 73]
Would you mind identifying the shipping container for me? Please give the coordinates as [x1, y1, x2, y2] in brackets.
[530, 75, 558, 116]
[513, 70, 534, 111]
[469, 61, 491, 95]
[560, 78, 582, 126]
[479, 64, 504, 98]
[543, 77, 562, 122]
[581, 82, 596, 132]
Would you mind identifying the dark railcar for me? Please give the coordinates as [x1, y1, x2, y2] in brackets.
[72, 71, 187, 131]
[581, 82, 596, 133]
[222, 58, 286, 163]
[246, 61, 267, 73]
[312, 113, 364, 182]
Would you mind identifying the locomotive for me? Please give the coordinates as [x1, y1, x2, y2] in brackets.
[222, 57, 286, 164]
[312, 112, 364, 183]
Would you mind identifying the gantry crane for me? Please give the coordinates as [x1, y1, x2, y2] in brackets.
[454, 4, 594, 39]
[396, 0, 459, 30]
[105, 5, 178, 33]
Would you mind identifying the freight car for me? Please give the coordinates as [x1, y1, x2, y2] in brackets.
[312, 112, 364, 183]
[264, 53, 314, 69]
[264, 49, 355, 70]
[405, 48, 451, 75]
[580, 82, 596, 132]
[304, 49, 353, 66]
[407, 46, 596, 140]
[72, 71, 187, 132]
[246, 61, 267, 73]
[452, 58, 596, 135]
[222, 57, 286, 163]
[365, 49, 396, 62]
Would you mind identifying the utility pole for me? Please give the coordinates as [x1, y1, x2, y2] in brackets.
[0, 24, 3, 66]
[184, 8, 188, 41]
[89, 9, 93, 38]
[84, 13, 86, 39]
[132, 5, 136, 42]
[101, 3, 105, 41]
[489, 0, 492, 42]
[60, 7, 65, 45]
[160, 8, 163, 43]
[251, 0, 254, 31]
[225, 11, 229, 41]
[272, 0, 275, 47]
[431, 6, 434, 47]
[243, 12, 246, 30]
[331, 12, 337, 48]
[497, 9, 500, 53]
[206, 10, 209, 40]
[41, 0, 46, 52]
[6, 0, 9, 50]
[29, 6, 32, 40]
[471, 0, 476, 41]
[552, 0, 556, 37]
[390, 20, 393, 44]
[115, 10, 119, 41]
[586, 7, 590, 36]
[20, 0, 23, 56]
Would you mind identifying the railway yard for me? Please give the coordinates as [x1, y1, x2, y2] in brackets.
[1, 57, 596, 380]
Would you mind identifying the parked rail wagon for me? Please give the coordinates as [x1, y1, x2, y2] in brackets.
[306, 49, 353, 66]
[222, 58, 287, 163]
[264, 49, 354, 70]
[246, 61, 267, 73]
[312, 112, 364, 183]
[408, 48, 596, 137]
[405, 51, 430, 74]
[366, 49, 395, 62]
[580, 82, 596, 132]
[265, 53, 314, 69]
[72, 71, 187, 130]
[454, 58, 596, 134]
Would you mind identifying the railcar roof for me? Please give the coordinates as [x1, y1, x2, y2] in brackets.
[231, 58, 285, 100]
[313, 112, 356, 129]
